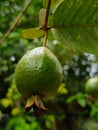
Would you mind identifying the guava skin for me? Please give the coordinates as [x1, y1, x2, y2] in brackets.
[15, 47, 63, 99]
[85, 77, 98, 96]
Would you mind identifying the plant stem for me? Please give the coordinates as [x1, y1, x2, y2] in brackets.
[43, 31, 48, 47]
[43, 0, 51, 47]
[44, 0, 51, 29]
[0, 0, 33, 44]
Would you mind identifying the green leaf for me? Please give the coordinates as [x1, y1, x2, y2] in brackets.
[57, 83, 68, 94]
[76, 93, 87, 107]
[91, 105, 98, 117]
[0, 98, 13, 108]
[77, 97, 87, 107]
[66, 95, 77, 103]
[22, 27, 45, 39]
[52, 0, 98, 54]
[11, 107, 20, 116]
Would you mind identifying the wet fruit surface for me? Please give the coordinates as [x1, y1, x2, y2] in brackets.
[15, 47, 63, 99]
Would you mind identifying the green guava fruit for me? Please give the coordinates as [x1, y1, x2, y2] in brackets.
[15, 47, 63, 113]
[85, 77, 98, 96]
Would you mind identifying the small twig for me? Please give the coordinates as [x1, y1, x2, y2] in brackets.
[43, 31, 48, 47]
[43, 0, 51, 29]
[0, 0, 33, 44]
[43, 0, 51, 47]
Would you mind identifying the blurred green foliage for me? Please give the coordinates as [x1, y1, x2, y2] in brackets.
[1, 0, 98, 130]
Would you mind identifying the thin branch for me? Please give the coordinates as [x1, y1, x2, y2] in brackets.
[43, 0, 51, 47]
[0, 0, 33, 44]
[43, 31, 48, 47]
[43, 0, 51, 29]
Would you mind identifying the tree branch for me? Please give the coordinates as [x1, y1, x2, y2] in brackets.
[43, 0, 51, 29]
[0, 0, 33, 44]
[43, 0, 51, 47]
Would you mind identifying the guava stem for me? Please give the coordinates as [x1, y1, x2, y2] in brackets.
[43, 0, 51, 47]
[43, 31, 48, 47]
[43, 0, 51, 29]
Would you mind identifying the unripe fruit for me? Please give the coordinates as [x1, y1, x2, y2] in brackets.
[85, 77, 98, 96]
[15, 47, 63, 99]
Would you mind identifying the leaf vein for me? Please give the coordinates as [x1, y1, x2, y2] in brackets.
[78, 0, 94, 23]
